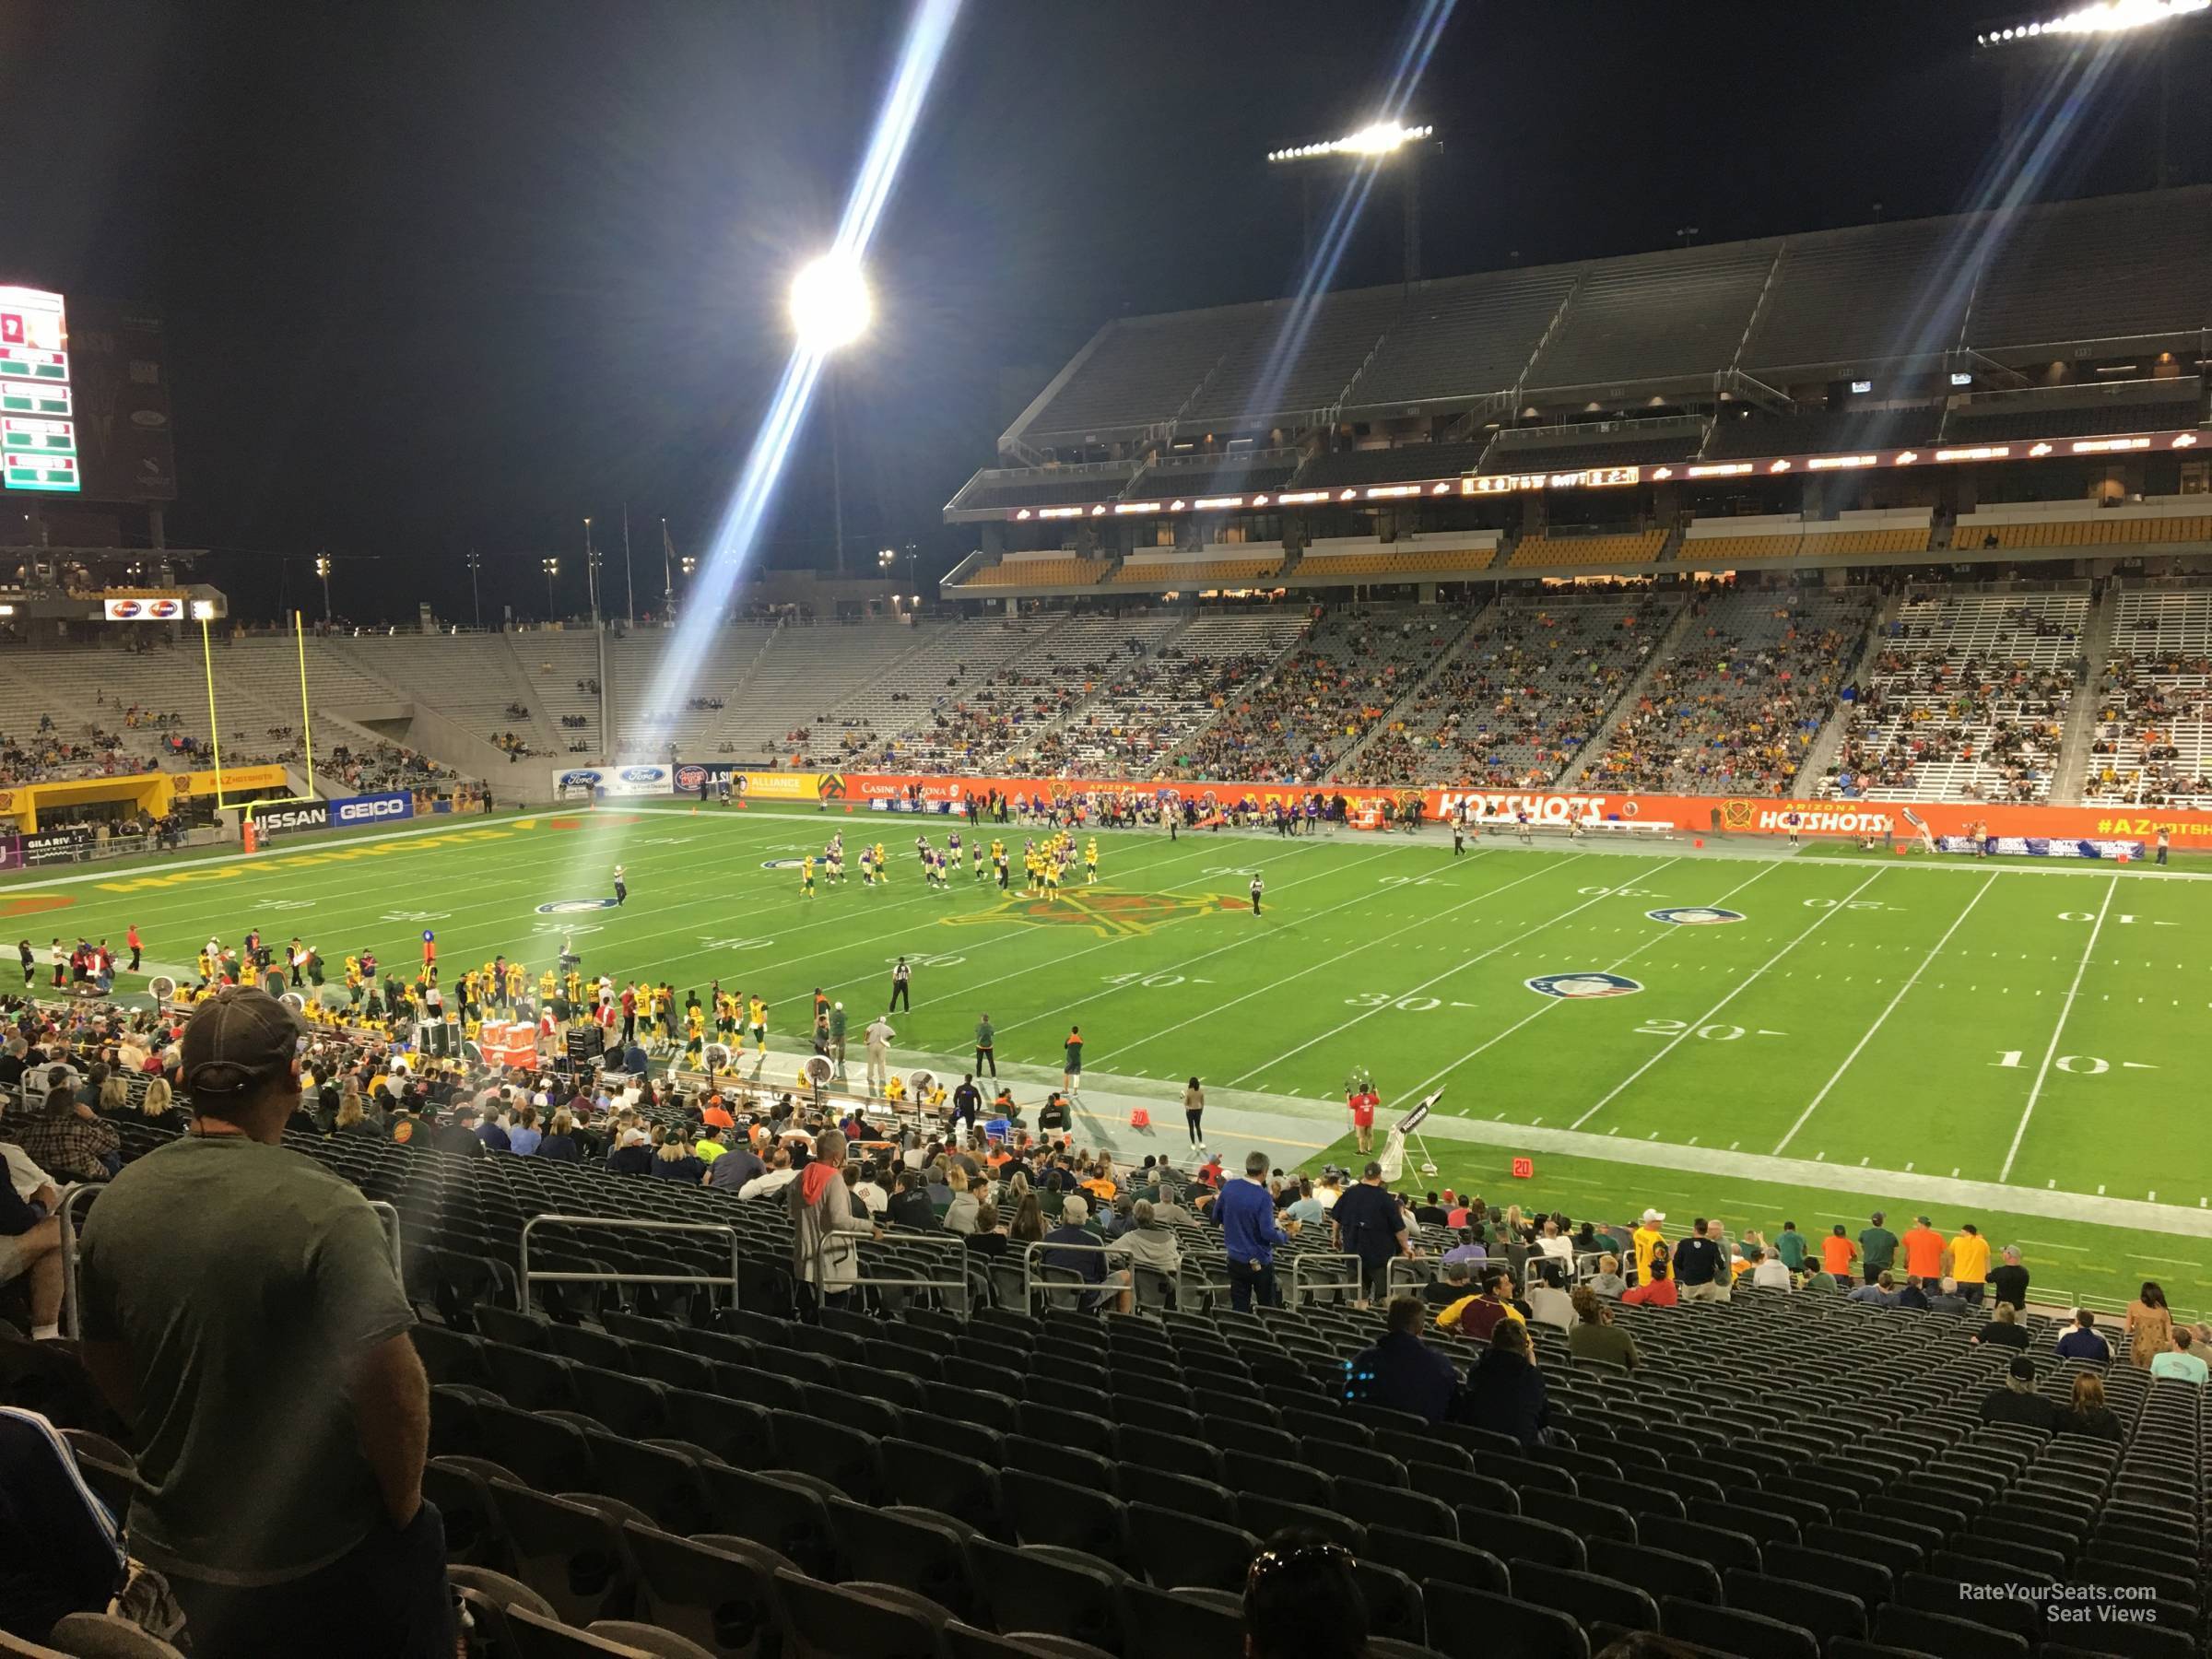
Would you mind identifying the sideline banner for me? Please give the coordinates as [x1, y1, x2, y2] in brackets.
[255, 792, 413, 836]
[812, 771, 2212, 845]
[172, 764, 288, 796]
[549, 764, 674, 798]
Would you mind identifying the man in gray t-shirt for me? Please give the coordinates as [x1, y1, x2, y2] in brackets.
[78, 987, 449, 1656]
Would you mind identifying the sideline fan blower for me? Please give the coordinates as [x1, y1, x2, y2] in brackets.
[803, 1053, 835, 1089]
[906, 1068, 936, 1100]
[147, 975, 178, 1004]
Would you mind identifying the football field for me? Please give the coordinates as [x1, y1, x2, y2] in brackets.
[16, 804, 2212, 1312]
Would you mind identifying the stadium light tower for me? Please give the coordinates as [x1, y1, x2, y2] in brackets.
[792, 252, 875, 580]
[541, 555, 559, 619]
[313, 551, 331, 622]
[1267, 121, 1437, 282]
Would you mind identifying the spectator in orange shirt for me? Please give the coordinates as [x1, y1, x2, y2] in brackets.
[700, 1097, 735, 1131]
[1819, 1223, 1860, 1287]
[1900, 1215, 1946, 1285]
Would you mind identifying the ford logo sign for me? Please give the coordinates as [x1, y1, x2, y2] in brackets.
[559, 771, 602, 786]
[619, 767, 664, 783]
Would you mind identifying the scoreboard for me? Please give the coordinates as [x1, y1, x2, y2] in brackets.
[0, 288, 77, 493]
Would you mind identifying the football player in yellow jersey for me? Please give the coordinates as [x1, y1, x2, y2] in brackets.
[504, 962, 524, 1004]
[716, 991, 737, 1037]
[1043, 857, 1061, 900]
[538, 968, 559, 1005]
[686, 999, 706, 1041]
[748, 995, 767, 1053]
[873, 843, 888, 883]
[564, 969, 582, 1006]
[802, 855, 816, 898]
[1085, 838, 1099, 883]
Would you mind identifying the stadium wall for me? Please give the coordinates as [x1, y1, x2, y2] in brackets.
[580, 762, 2212, 850]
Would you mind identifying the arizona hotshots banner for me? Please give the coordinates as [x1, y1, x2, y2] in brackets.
[802, 771, 2212, 849]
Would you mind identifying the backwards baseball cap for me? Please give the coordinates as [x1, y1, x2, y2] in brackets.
[180, 987, 303, 1097]
[1061, 1194, 1090, 1226]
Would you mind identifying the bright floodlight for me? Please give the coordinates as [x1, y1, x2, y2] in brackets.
[1267, 121, 1433, 164]
[790, 253, 872, 352]
[1980, 0, 2207, 41]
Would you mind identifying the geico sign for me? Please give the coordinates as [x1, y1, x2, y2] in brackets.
[335, 796, 409, 823]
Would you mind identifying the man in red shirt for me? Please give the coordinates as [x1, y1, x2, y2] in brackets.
[1349, 1086, 1379, 1155]
[126, 924, 142, 974]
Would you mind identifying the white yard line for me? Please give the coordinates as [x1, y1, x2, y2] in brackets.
[1403, 860, 1782, 1100]
[1567, 867, 1887, 1130]
[1771, 868, 2001, 1156]
[1111, 852, 1574, 1063]
[980, 841, 1429, 1037]
[1998, 873, 2118, 1183]
[1225, 854, 1662, 1087]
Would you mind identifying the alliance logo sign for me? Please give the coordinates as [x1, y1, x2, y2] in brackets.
[759, 858, 808, 870]
[535, 899, 620, 914]
[1647, 907, 1745, 925]
[1524, 971, 1644, 1000]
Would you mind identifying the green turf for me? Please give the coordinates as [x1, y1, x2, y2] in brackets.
[14, 802, 2212, 1310]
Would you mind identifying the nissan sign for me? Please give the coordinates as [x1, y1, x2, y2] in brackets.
[256, 803, 333, 835]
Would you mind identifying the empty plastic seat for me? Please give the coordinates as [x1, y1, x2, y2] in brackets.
[621, 1524, 784, 1659]
[772, 1571, 947, 1659]
[1662, 1596, 1820, 1659]
[489, 1480, 640, 1629]
[1122, 1504, 1261, 1593]
[1421, 1582, 1589, 1659]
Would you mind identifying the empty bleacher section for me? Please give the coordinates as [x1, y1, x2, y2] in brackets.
[1342, 265, 1582, 409]
[1680, 509, 1934, 569]
[1507, 528, 1666, 570]
[329, 632, 546, 756]
[29, 1097, 2212, 1659]
[1953, 497, 2212, 554]
[1107, 546, 1284, 589]
[1945, 378, 2205, 443]
[1520, 241, 1781, 390]
[1012, 611, 1310, 778]
[1964, 187, 2212, 349]
[959, 553, 1111, 589]
[861, 612, 1077, 771]
[1351, 594, 1677, 786]
[2083, 587, 2212, 808]
[1737, 214, 1971, 371]
[1293, 532, 1500, 583]
[1169, 606, 1468, 784]
[1583, 589, 1877, 795]
[1016, 305, 1271, 440]
[1821, 590, 2089, 804]
[946, 466, 1136, 514]
[1482, 422, 1705, 473]
[1131, 451, 1300, 501]
[604, 624, 775, 763]
[512, 632, 604, 759]
[1289, 440, 1488, 489]
[1181, 288, 1407, 423]
[1702, 405, 1945, 460]
[676, 621, 933, 769]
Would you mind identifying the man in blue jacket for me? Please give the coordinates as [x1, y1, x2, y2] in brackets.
[1216, 1149, 1288, 1312]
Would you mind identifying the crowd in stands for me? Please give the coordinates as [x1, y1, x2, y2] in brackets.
[1354, 600, 1668, 788]
[2084, 651, 2212, 806]
[6, 976, 2210, 1655]
[1583, 594, 1871, 795]
[1825, 597, 2086, 804]
[1175, 610, 1461, 784]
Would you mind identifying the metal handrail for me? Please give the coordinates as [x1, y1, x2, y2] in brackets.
[55, 1182, 100, 1340]
[848, 1231, 973, 1312]
[518, 1212, 742, 1312]
[1384, 1255, 1438, 1298]
[1019, 1236, 1143, 1312]
[59, 1185, 407, 1340]
[366, 1199, 403, 1281]
[1290, 1252, 1364, 1306]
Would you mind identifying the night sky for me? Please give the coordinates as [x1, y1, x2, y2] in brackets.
[1, 1, 2194, 621]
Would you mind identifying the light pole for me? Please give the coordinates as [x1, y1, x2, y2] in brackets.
[313, 551, 332, 621]
[583, 517, 600, 628]
[1266, 121, 1436, 284]
[542, 556, 559, 619]
[465, 548, 482, 629]
[790, 252, 873, 577]
[660, 518, 674, 618]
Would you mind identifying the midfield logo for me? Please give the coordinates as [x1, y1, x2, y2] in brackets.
[940, 888, 1243, 939]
